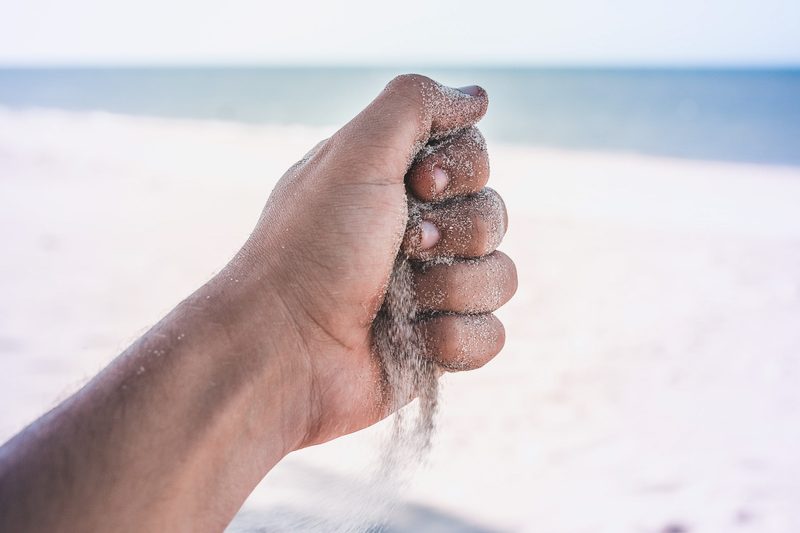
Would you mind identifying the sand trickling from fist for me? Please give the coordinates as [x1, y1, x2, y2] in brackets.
[373, 255, 439, 458]
[359, 240, 441, 532]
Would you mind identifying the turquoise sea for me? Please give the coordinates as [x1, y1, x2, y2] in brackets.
[1, 67, 799, 165]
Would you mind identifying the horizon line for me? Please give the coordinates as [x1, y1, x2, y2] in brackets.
[1, 62, 799, 70]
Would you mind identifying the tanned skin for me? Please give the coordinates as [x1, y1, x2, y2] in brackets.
[0, 74, 517, 532]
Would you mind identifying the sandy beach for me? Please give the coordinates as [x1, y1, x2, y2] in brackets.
[1, 107, 799, 532]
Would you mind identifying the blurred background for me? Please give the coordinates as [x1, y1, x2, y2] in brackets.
[2, 1, 800, 532]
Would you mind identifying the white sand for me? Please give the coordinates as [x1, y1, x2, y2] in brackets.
[1, 107, 800, 532]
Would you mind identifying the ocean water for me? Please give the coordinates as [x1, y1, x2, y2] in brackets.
[1, 67, 799, 165]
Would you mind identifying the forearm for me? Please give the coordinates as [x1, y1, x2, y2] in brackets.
[0, 270, 311, 532]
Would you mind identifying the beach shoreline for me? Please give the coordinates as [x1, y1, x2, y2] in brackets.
[2, 108, 799, 532]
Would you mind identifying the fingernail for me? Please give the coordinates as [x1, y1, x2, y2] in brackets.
[419, 220, 440, 250]
[457, 85, 482, 97]
[432, 166, 449, 194]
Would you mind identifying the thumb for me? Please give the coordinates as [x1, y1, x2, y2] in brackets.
[325, 74, 489, 183]
[377, 74, 489, 140]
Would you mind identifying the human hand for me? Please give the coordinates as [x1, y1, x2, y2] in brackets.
[0, 75, 518, 533]
[219, 74, 517, 449]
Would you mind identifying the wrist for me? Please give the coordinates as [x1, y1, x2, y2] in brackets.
[189, 259, 316, 456]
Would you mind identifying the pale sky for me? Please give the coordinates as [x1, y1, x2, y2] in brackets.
[2, 0, 799, 65]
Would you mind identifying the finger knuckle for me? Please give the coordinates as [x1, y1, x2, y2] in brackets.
[469, 211, 491, 255]
[386, 73, 433, 101]
[492, 319, 507, 353]
[507, 259, 519, 300]
[483, 187, 508, 237]
[439, 318, 462, 358]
